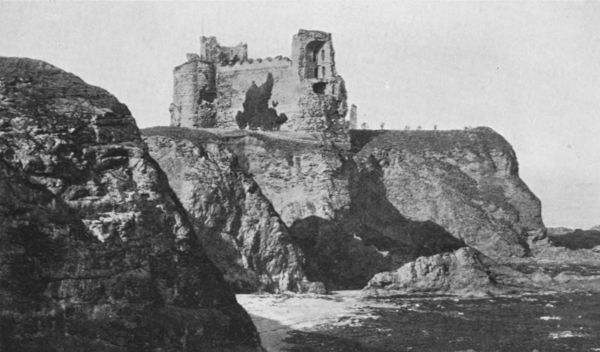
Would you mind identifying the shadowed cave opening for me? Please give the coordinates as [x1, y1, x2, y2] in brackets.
[235, 73, 288, 131]
[287, 155, 466, 289]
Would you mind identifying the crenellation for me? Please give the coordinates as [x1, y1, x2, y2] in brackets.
[217, 57, 292, 72]
[171, 29, 348, 133]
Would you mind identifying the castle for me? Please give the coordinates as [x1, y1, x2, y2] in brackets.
[170, 29, 349, 133]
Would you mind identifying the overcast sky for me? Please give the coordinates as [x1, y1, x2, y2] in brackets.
[1, 1, 598, 228]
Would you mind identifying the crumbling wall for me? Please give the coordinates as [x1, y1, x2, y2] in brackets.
[171, 60, 198, 128]
[214, 58, 347, 132]
[171, 59, 218, 128]
[201, 36, 248, 64]
[215, 58, 299, 128]
[235, 73, 288, 130]
[286, 75, 348, 135]
[291, 29, 336, 81]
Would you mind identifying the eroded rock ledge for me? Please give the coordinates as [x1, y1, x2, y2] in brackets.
[364, 246, 600, 297]
[364, 247, 537, 297]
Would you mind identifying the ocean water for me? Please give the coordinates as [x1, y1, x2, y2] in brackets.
[285, 293, 600, 352]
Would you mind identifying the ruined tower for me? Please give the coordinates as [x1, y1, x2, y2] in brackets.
[291, 29, 336, 82]
[170, 29, 348, 133]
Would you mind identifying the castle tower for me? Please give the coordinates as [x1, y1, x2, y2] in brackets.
[291, 29, 336, 82]
[171, 57, 218, 128]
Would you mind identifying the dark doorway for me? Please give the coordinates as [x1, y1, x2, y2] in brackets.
[312, 82, 327, 94]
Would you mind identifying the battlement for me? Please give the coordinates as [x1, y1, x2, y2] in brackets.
[217, 56, 292, 72]
[175, 54, 292, 72]
[170, 29, 348, 134]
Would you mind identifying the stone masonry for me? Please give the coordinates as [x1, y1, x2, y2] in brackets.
[170, 29, 348, 133]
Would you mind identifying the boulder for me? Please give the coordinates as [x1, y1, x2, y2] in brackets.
[364, 247, 537, 297]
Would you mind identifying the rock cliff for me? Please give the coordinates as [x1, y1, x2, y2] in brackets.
[142, 128, 469, 289]
[143, 128, 316, 293]
[351, 129, 546, 258]
[143, 126, 545, 290]
[0, 58, 261, 351]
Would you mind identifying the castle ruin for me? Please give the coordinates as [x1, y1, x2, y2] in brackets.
[170, 29, 348, 133]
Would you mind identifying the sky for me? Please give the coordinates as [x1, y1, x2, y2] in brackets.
[0, 1, 598, 228]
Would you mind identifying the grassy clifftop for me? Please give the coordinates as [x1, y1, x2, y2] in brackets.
[143, 126, 328, 155]
[350, 127, 514, 155]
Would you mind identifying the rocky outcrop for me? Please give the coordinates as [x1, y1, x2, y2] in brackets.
[364, 247, 538, 297]
[142, 128, 466, 289]
[534, 227, 600, 263]
[351, 129, 546, 258]
[141, 126, 545, 290]
[0, 58, 261, 351]
[143, 128, 316, 293]
[365, 246, 600, 297]
[548, 228, 600, 250]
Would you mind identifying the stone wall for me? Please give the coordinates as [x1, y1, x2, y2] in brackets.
[214, 58, 298, 129]
[171, 59, 217, 128]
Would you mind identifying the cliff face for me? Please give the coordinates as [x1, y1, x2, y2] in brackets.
[143, 128, 315, 293]
[205, 131, 400, 288]
[0, 58, 260, 351]
[351, 129, 546, 258]
[143, 126, 545, 289]
[142, 128, 467, 289]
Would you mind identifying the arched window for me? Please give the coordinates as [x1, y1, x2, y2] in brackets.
[314, 67, 319, 78]
[322, 66, 326, 77]
[321, 49, 325, 61]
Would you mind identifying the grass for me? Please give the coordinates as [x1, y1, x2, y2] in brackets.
[141, 126, 333, 156]
[350, 127, 513, 156]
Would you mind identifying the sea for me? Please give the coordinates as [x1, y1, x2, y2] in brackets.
[285, 292, 600, 352]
